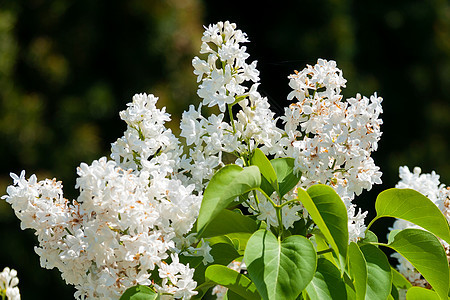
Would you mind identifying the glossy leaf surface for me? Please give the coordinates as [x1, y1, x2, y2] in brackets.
[197, 165, 261, 235]
[305, 258, 347, 300]
[205, 264, 260, 300]
[384, 229, 449, 300]
[298, 185, 348, 271]
[375, 188, 450, 244]
[244, 230, 317, 300]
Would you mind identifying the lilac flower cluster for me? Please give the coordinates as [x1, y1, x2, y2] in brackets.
[3, 94, 204, 299]
[0, 267, 20, 300]
[389, 166, 450, 296]
[2, 21, 386, 299]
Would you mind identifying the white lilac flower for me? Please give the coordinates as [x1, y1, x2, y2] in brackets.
[282, 67, 383, 201]
[279, 59, 383, 241]
[111, 93, 183, 178]
[256, 199, 278, 229]
[182, 22, 283, 192]
[396, 166, 442, 203]
[389, 166, 450, 294]
[155, 254, 198, 299]
[242, 189, 303, 231]
[180, 104, 204, 146]
[3, 21, 390, 299]
[182, 239, 214, 266]
[194, 21, 259, 112]
[0, 267, 20, 300]
[2, 94, 201, 299]
[347, 204, 368, 242]
[235, 84, 283, 155]
[188, 36, 378, 237]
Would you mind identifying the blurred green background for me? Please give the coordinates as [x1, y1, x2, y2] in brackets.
[1, 0, 449, 298]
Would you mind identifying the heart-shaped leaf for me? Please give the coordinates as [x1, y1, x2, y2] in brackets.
[374, 188, 450, 245]
[391, 267, 412, 290]
[348, 242, 367, 300]
[298, 185, 348, 272]
[271, 158, 301, 197]
[360, 244, 392, 300]
[205, 264, 260, 299]
[201, 209, 258, 238]
[305, 258, 347, 299]
[251, 148, 278, 194]
[197, 165, 261, 235]
[244, 230, 317, 300]
[405, 286, 440, 300]
[384, 228, 449, 300]
[208, 236, 241, 266]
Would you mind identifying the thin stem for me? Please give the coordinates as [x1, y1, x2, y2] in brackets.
[275, 205, 284, 237]
[365, 216, 379, 235]
[331, 158, 337, 170]
[252, 190, 260, 205]
[256, 188, 276, 207]
[228, 103, 236, 134]
[255, 187, 286, 236]
[240, 155, 247, 167]
[366, 241, 387, 248]
[279, 198, 299, 209]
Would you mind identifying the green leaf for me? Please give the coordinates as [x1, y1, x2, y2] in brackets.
[244, 230, 317, 300]
[390, 284, 399, 300]
[388, 229, 401, 244]
[197, 165, 261, 236]
[209, 236, 241, 266]
[191, 236, 241, 284]
[271, 158, 301, 197]
[226, 232, 253, 255]
[348, 242, 367, 300]
[201, 209, 258, 238]
[226, 289, 247, 300]
[312, 229, 335, 265]
[259, 175, 276, 198]
[358, 230, 378, 246]
[298, 185, 348, 273]
[290, 218, 308, 236]
[205, 265, 260, 300]
[119, 285, 158, 300]
[374, 188, 450, 245]
[345, 283, 357, 300]
[192, 281, 217, 300]
[251, 148, 278, 194]
[405, 286, 441, 300]
[178, 254, 204, 270]
[305, 258, 347, 300]
[391, 267, 412, 290]
[360, 244, 392, 300]
[384, 228, 449, 300]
